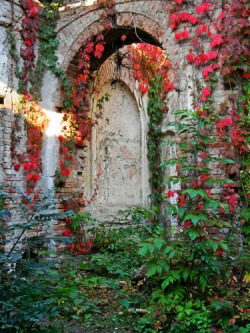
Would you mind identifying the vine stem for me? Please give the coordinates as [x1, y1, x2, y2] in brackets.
[7, 209, 34, 258]
[7, 228, 26, 258]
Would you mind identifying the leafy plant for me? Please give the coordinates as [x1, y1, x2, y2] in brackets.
[136, 107, 249, 331]
[0, 187, 73, 331]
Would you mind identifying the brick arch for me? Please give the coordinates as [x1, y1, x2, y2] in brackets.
[55, 2, 181, 218]
[58, 8, 175, 73]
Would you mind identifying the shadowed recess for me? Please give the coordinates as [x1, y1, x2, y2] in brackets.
[67, 26, 162, 79]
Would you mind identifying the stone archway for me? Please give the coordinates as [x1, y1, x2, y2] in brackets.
[57, 5, 169, 73]
[52, 4, 180, 222]
[40, 1, 184, 223]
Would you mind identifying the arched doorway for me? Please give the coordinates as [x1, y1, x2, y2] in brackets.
[55, 10, 175, 222]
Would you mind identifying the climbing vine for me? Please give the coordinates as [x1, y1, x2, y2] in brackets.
[7, 3, 49, 200]
[29, 1, 63, 99]
[129, 44, 174, 206]
[54, 0, 116, 189]
[19, 0, 40, 99]
[161, 0, 249, 242]
[11, 100, 49, 202]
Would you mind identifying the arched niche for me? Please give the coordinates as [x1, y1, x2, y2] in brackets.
[83, 79, 150, 221]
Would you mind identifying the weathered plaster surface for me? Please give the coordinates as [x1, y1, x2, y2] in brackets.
[86, 80, 143, 220]
[0, 0, 11, 98]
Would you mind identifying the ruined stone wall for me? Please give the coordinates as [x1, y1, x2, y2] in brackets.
[0, 0, 228, 238]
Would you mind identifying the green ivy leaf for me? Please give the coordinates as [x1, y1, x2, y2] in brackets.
[147, 266, 158, 277]
[153, 239, 165, 250]
[199, 275, 207, 291]
[242, 207, 250, 222]
[163, 246, 172, 254]
[161, 278, 170, 290]
[211, 242, 219, 252]
[188, 230, 199, 241]
[138, 243, 149, 255]
[183, 188, 208, 198]
[119, 299, 130, 309]
[204, 198, 219, 210]
[219, 202, 229, 214]
[184, 213, 208, 224]
[177, 207, 185, 217]
[169, 250, 176, 259]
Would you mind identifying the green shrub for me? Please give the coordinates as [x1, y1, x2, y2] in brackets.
[0, 187, 72, 331]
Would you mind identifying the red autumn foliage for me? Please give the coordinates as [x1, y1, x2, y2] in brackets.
[130, 43, 173, 96]
[167, 190, 175, 198]
[20, 0, 40, 85]
[94, 43, 105, 59]
[196, 3, 212, 15]
[14, 163, 21, 172]
[174, 29, 190, 41]
[183, 221, 192, 228]
[201, 86, 211, 101]
[63, 229, 73, 237]
[178, 195, 186, 207]
[210, 34, 224, 48]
